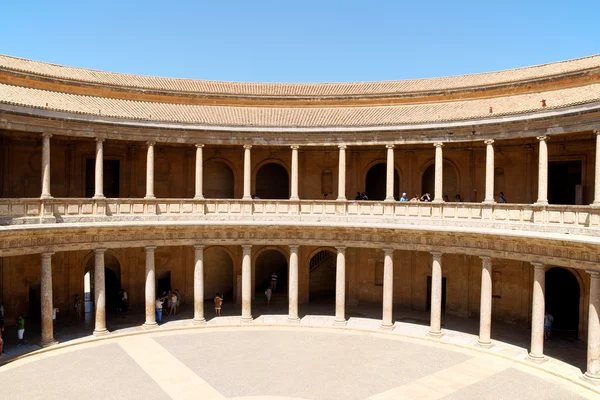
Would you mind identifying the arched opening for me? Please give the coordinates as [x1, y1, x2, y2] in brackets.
[83, 254, 122, 315]
[204, 160, 235, 199]
[364, 163, 400, 200]
[309, 250, 336, 302]
[421, 161, 459, 200]
[546, 267, 580, 338]
[204, 247, 234, 300]
[255, 249, 288, 300]
[255, 163, 289, 199]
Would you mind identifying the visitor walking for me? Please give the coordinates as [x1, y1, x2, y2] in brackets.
[74, 294, 82, 320]
[544, 311, 554, 339]
[265, 287, 272, 306]
[214, 293, 223, 316]
[16, 313, 25, 345]
[155, 296, 163, 324]
[270, 272, 278, 292]
[169, 292, 177, 316]
[174, 289, 181, 314]
[499, 192, 507, 203]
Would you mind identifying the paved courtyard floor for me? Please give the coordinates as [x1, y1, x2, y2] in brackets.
[0, 326, 597, 400]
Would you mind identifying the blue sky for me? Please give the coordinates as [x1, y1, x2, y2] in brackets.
[2, 1, 599, 82]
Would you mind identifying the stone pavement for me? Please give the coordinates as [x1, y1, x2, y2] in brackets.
[0, 324, 597, 400]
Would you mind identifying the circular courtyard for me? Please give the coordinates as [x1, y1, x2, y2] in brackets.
[0, 326, 595, 400]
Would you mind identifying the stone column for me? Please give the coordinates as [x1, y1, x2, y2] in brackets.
[433, 142, 444, 202]
[194, 144, 204, 200]
[477, 256, 494, 347]
[536, 136, 549, 205]
[243, 145, 252, 199]
[193, 245, 206, 324]
[288, 245, 300, 322]
[585, 271, 600, 383]
[593, 130, 600, 206]
[290, 146, 300, 200]
[143, 246, 158, 328]
[483, 139, 495, 204]
[528, 263, 546, 361]
[337, 145, 347, 201]
[40, 252, 56, 346]
[93, 138, 105, 199]
[41, 133, 52, 199]
[429, 252, 443, 337]
[334, 246, 346, 325]
[241, 245, 253, 322]
[93, 249, 109, 336]
[145, 141, 156, 199]
[385, 145, 395, 201]
[381, 248, 394, 328]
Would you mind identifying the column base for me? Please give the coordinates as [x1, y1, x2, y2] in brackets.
[380, 323, 394, 330]
[193, 318, 207, 325]
[39, 338, 58, 348]
[193, 196, 205, 200]
[142, 322, 159, 330]
[534, 201, 549, 206]
[427, 330, 444, 338]
[287, 316, 300, 324]
[40, 195, 53, 200]
[93, 195, 106, 200]
[482, 200, 496, 205]
[144, 195, 156, 200]
[93, 329, 110, 337]
[583, 372, 600, 385]
[526, 353, 548, 363]
[240, 316, 254, 323]
[242, 196, 252, 200]
[592, 202, 600, 208]
[333, 319, 347, 327]
[289, 196, 300, 201]
[475, 340, 494, 348]
[384, 198, 395, 202]
[432, 199, 444, 204]
[336, 197, 347, 202]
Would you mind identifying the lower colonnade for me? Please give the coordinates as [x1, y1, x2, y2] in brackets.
[28, 243, 600, 384]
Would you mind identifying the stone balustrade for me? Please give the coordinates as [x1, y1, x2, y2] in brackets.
[0, 198, 599, 236]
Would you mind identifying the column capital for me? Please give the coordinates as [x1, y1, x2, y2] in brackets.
[433, 142, 444, 148]
[41, 132, 52, 139]
[536, 135, 549, 142]
[41, 251, 54, 258]
[531, 262, 546, 270]
[193, 244, 205, 250]
[95, 136, 106, 143]
[144, 245, 157, 252]
[290, 145, 300, 150]
[431, 251, 443, 260]
[289, 244, 300, 251]
[146, 140, 156, 147]
[480, 255, 492, 264]
[338, 144, 347, 150]
[383, 248, 394, 256]
[594, 129, 600, 136]
[484, 139, 495, 145]
[94, 248, 107, 254]
[586, 270, 600, 278]
[335, 245, 346, 253]
[195, 143, 204, 149]
[385, 144, 395, 149]
[243, 144, 252, 150]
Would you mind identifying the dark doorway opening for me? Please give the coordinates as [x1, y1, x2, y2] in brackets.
[548, 161, 582, 205]
[255, 250, 288, 295]
[546, 267, 580, 338]
[85, 159, 120, 198]
[426, 276, 447, 312]
[157, 271, 172, 297]
[365, 163, 400, 201]
[204, 161, 235, 199]
[28, 282, 41, 323]
[309, 250, 337, 302]
[255, 163, 289, 199]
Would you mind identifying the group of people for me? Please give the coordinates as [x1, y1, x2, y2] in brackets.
[155, 289, 182, 324]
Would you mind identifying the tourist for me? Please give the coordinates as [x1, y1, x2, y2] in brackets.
[270, 272, 278, 292]
[355, 192, 362, 200]
[544, 311, 554, 340]
[214, 293, 223, 316]
[121, 288, 128, 312]
[443, 194, 449, 202]
[252, 194, 260, 200]
[399, 193, 408, 202]
[455, 194, 462, 202]
[361, 192, 369, 200]
[0, 315, 4, 354]
[499, 192, 507, 203]
[420, 193, 431, 202]
[116, 289, 123, 313]
[74, 294, 81, 320]
[265, 287, 272, 306]
[155, 296, 163, 324]
[169, 291, 177, 316]
[410, 194, 420, 202]
[0, 301, 4, 319]
[175, 289, 181, 314]
[16, 313, 25, 345]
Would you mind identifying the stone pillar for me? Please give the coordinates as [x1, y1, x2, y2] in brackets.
[334, 246, 346, 325]
[241, 245, 253, 322]
[288, 245, 300, 322]
[433, 142, 444, 202]
[477, 256, 493, 347]
[337, 145, 347, 201]
[429, 252, 443, 337]
[536, 136, 549, 205]
[40, 252, 56, 346]
[381, 248, 394, 328]
[143, 246, 158, 328]
[585, 271, 600, 383]
[93, 249, 109, 336]
[145, 141, 156, 199]
[483, 139, 495, 204]
[41, 133, 52, 199]
[528, 262, 546, 361]
[242, 145, 252, 200]
[193, 245, 206, 324]
[290, 146, 300, 200]
[385, 145, 395, 201]
[194, 144, 204, 200]
[93, 138, 105, 199]
[593, 130, 600, 206]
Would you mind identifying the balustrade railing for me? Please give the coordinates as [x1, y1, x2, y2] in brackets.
[0, 198, 599, 235]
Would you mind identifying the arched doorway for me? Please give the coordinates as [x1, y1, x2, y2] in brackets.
[365, 163, 400, 200]
[255, 249, 288, 296]
[84, 253, 122, 314]
[421, 161, 459, 199]
[546, 267, 580, 338]
[309, 250, 336, 302]
[204, 160, 235, 198]
[204, 247, 234, 300]
[255, 163, 289, 199]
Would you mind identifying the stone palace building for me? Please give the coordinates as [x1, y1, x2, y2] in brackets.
[0, 54, 599, 382]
